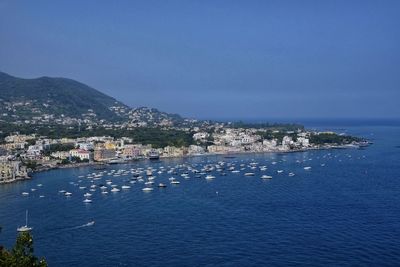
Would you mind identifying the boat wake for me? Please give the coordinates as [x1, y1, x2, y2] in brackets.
[53, 221, 95, 232]
[72, 221, 95, 229]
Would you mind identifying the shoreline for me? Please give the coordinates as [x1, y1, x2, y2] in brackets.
[0, 142, 369, 184]
[32, 143, 363, 173]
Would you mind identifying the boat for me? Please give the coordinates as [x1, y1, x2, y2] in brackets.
[277, 170, 284, 173]
[304, 166, 312, 170]
[158, 183, 167, 188]
[205, 175, 216, 180]
[244, 173, 255, 176]
[261, 175, 273, 179]
[170, 180, 180, 184]
[121, 185, 131, 189]
[83, 193, 92, 197]
[83, 198, 92, 203]
[288, 172, 295, 177]
[111, 188, 120, 192]
[148, 149, 160, 160]
[86, 221, 95, 226]
[142, 187, 154, 192]
[17, 210, 33, 232]
[108, 158, 125, 165]
[64, 192, 72, 196]
[21, 192, 29, 196]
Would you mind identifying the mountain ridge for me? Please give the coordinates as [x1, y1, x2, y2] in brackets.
[0, 71, 184, 126]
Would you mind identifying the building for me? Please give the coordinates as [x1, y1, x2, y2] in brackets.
[69, 149, 93, 161]
[122, 145, 141, 159]
[51, 151, 70, 159]
[78, 142, 94, 151]
[0, 159, 28, 183]
[94, 148, 116, 162]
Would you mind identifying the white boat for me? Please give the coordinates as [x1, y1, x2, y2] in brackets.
[261, 175, 273, 179]
[158, 183, 167, 188]
[21, 192, 29, 196]
[101, 191, 109, 194]
[86, 221, 95, 226]
[288, 172, 295, 177]
[83, 193, 92, 197]
[205, 175, 215, 180]
[142, 187, 154, 192]
[111, 188, 120, 192]
[277, 170, 284, 173]
[121, 185, 131, 189]
[17, 210, 33, 232]
[64, 192, 72, 196]
[83, 198, 92, 203]
[304, 166, 312, 170]
[170, 180, 180, 184]
[244, 173, 255, 176]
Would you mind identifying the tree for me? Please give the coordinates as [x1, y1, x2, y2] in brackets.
[0, 232, 47, 267]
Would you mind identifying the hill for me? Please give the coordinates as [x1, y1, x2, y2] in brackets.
[0, 71, 129, 123]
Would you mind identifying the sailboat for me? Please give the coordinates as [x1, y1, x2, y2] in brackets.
[17, 210, 33, 232]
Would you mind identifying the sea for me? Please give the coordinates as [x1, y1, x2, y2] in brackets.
[1, 121, 400, 266]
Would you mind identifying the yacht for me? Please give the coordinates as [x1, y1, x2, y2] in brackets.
[86, 221, 95, 226]
[205, 175, 216, 180]
[148, 150, 160, 160]
[142, 187, 154, 192]
[111, 187, 120, 192]
[261, 175, 273, 179]
[304, 166, 312, 170]
[121, 185, 131, 189]
[158, 183, 167, 188]
[17, 210, 33, 232]
[244, 172, 255, 176]
[83, 198, 92, 203]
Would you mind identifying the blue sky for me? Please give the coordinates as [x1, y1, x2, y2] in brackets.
[0, 0, 399, 120]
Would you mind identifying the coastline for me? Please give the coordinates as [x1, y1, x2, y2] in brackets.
[0, 142, 369, 185]
[29, 143, 365, 174]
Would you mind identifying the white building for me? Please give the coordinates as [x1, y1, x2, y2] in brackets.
[69, 149, 93, 161]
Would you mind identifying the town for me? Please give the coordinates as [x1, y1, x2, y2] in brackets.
[0, 123, 364, 184]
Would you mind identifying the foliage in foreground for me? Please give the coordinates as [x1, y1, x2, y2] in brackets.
[0, 231, 47, 267]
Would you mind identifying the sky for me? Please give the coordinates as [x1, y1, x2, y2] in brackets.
[0, 0, 399, 120]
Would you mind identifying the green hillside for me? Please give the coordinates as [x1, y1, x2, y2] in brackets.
[0, 72, 128, 122]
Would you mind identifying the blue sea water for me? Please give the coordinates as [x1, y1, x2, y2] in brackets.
[1, 124, 400, 266]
